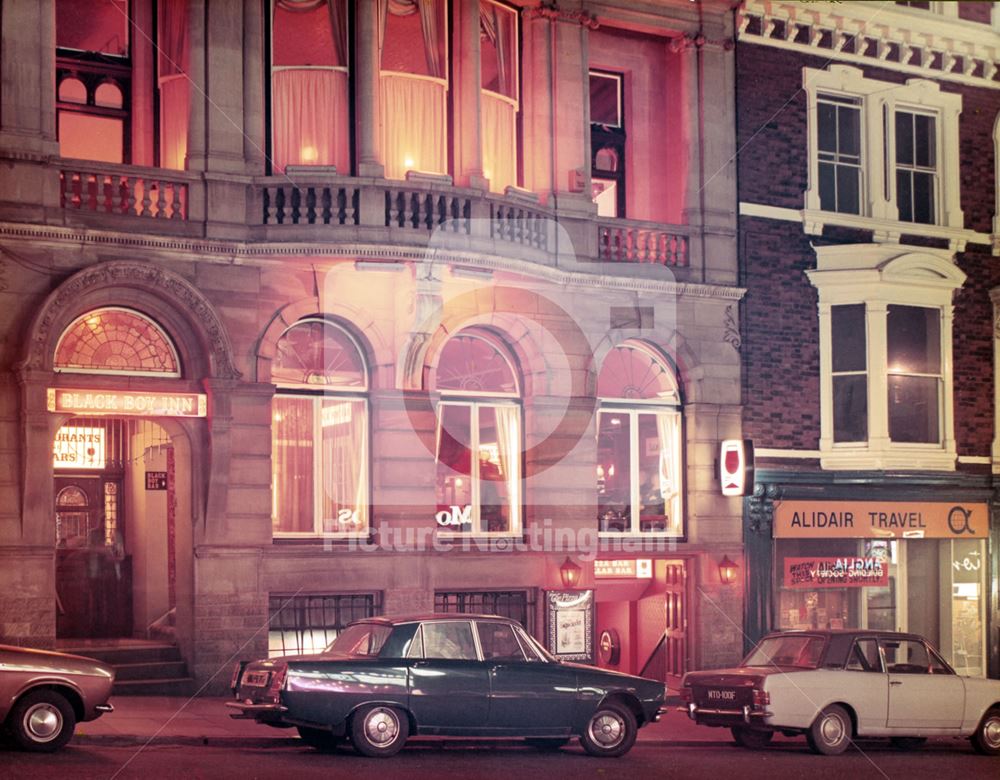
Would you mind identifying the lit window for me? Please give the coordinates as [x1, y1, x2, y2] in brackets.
[271, 319, 369, 537]
[596, 343, 683, 537]
[810, 245, 964, 470]
[267, 593, 381, 657]
[434, 332, 521, 536]
[480, 0, 519, 192]
[270, 0, 349, 174]
[54, 307, 180, 376]
[589, 70, 625, 218]
[380, 0, 448, 178]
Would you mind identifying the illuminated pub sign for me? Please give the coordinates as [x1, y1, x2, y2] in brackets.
[783, 557, 890, 589]
[774, 501, 989, 539]
[53, 426, 105, 469]
[593, 559, 653, 579]
[48, 388, 207, 418]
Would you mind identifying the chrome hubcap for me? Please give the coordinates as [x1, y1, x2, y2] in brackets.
[24, 703, 62, 742]
[590, 711, 625, 748]
[820, 713, 846, 746]
[364, 709, 399, 747]
[983, 717, 1000, 749]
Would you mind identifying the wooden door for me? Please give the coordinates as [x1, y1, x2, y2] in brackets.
[664, 560, 688, 686]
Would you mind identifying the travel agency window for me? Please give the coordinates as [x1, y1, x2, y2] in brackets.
[773, 506, 990, 676]
[596, 342, 683, 537]
[808, 244, 965, 471]
[379, 0, 449, 179]
[270, 318, 369, 538]
[433, 330, 521, 536]
[269, 0, 350, 174]
[480, 0, 519, 193]
[803, 65, 963, 234]
[589, 70, 625, 218]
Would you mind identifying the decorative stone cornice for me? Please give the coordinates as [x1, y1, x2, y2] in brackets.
[526, 3, 600, 29]
[738, 0, 1000, 89]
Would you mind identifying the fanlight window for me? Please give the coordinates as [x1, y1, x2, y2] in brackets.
[272, 319, 367, 389]
[54, 308, 181, 377]
[597, 343, 678, 401]
[434, 333, 518, 395]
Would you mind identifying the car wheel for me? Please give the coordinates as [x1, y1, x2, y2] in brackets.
[731, 726, 774, 750]
[806, 704, 851, 756]
[971, 707, 1000, 756]
[9, 689, 76, 753]
[349, 705, 409, 758]
[890, 736, 926, 751]
[297, 726, 340, 751]
[525, 737, 569, 751]
[579, 703, 637, 758]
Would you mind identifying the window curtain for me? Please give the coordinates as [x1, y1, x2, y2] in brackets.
[655, 412, 681, 534]
[377, 0, 445, 77]
[272, 69, 350, 172]
[380, 74, 447, 177]
[479, 1, 514, 97]
[321, 399, 367, 534]
[272, 396, 315, 534]
[158, 0, 190, 170]
[492, 405, 520, 530]
[482, 92, 516, 192]
[275, 0, 347, 64]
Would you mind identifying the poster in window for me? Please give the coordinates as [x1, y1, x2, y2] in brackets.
[545, 590, 594, 662]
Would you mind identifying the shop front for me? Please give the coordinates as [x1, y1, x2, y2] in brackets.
[745, 477, 997, 677]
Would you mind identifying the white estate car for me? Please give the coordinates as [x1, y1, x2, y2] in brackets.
[680, 630, 1000, 756]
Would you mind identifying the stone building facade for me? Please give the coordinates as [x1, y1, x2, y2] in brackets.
[0, 0, 743, 692]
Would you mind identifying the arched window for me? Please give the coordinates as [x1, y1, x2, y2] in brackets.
[271, 319, 369, 537]
[434, 331, 521, 536]
[54, 307, 181, 377]
[596, 342, 683, 537]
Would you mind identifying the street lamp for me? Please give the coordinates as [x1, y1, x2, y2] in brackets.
[560, 557, 582, 589]
[718, 555, 739, 586]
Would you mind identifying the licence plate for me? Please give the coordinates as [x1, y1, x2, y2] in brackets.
[705, 688, 739, 704]
[242, 670, 270, 688]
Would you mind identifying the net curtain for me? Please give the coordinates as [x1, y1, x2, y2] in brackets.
[158, 0, 189, 170]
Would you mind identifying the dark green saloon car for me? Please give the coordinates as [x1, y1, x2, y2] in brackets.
[228, 614, 666, 758]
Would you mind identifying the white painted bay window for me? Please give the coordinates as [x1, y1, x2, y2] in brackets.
[271, 319, 369, 537]
[596, 343, 683, 537]
[434, 332, 521, 536]
[810, 245, 965, 470]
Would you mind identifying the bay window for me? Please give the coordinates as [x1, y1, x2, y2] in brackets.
[480, 0, 519, 193]
[810, 244, 964, 470]
[434, 332, 521, 536]
[379, 0, 448, 179]
[271, 319, 369, 537]
[596, 343, 683, 537]
[270, 0, 350, 173]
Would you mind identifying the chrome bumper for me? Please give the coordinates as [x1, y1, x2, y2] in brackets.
[94, 703, 114, 714]
[680, 702, 772, 724]
[225, 701, 288, 719]
[653, 706, 670, 723]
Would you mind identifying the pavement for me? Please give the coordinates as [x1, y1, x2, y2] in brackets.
[73, 694, 758, 748]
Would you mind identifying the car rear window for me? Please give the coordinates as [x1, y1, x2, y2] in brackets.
[325, 623, 391, 657]
[743, 636, 826, 669]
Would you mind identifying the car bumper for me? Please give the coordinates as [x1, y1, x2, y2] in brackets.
[225, 701, 289, 720]
[679, 702, 773, 725]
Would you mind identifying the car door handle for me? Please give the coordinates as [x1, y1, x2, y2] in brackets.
[890, 681, 903, 686]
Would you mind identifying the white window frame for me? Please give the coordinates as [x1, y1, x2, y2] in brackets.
[434, 399, 522, 538]
[808, 244, 966, 471]
[803, 65, 963, 235]
[596, 402, 683, 538]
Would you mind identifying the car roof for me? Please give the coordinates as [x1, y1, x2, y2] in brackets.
[352, 613, 519, 627]
[761, 629, 928, 642]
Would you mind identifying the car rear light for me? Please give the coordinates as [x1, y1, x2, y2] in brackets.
[230, 661, 246, 692]
[752, 688, 770, 707]
[266, 666, 287, 701]
[679, 686, 693, 704]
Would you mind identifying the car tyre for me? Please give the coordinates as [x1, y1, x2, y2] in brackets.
[8, 689, 76, 753]
[525, 737, 569, 751]
[890, 736, 926, 751]
[971, 707, 1000, 756]
[579, 703, 637, 758]
[297, 726, 340, 751]
[350, 705, 409, 758]
[806, 704, 851, 756]
[731, 726, 774, 750]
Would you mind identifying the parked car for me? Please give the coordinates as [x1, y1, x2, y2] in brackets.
[1, 644, 115, 752]
[228, 613, 666, 758]
[680, 629, 1000, 756]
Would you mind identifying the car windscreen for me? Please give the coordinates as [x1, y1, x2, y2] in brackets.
[743, 635, 826, 669]
[324, 623, 392, 657]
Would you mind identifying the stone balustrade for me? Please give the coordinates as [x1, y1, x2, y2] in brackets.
[60, 164, 191, 220]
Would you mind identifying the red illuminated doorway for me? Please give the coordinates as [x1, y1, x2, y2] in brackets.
[636, 560, 689, 688]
